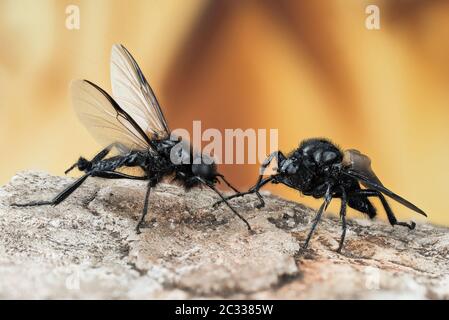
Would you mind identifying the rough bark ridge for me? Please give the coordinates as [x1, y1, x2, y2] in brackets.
[0, 171, 447, 299]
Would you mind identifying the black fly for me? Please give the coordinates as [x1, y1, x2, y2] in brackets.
[12, 44, 251, 233]
[214, 138, 427, 252]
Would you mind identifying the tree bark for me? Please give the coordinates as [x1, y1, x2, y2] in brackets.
[0, 171, 447, 299]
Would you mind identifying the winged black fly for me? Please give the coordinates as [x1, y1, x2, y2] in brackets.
[12, 44, 251, 233]
[214, 138, 427, 252]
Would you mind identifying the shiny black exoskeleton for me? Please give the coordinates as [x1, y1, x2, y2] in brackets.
[69, 139, 222, 192]
[215, 138, 427, 253]
[12, 138, 249, 234]
[59, 138, 247, 234]
[11, 44, 250, 234]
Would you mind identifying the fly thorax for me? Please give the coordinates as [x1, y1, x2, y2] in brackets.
[280, 158, 299, 175]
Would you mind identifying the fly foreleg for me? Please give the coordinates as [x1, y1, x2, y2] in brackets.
[212, 151, 283, 209]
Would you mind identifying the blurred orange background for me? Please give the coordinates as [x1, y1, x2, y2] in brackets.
[1, 0, 448, 225]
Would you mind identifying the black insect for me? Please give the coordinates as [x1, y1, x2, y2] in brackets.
[214, 138, 427, 252]
[12, 44, 251, 233]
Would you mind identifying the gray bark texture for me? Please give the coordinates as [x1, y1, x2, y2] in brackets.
[0, 171, 448, 299]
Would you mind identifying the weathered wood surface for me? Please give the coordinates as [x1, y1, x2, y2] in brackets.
[0, 171, 447, 299]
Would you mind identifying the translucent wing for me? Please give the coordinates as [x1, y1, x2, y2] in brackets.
[110, 44, 170, 140]
[342, 149, 427, 217]
[71, 79, 154, 153]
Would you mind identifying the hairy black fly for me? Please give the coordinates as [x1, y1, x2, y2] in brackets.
[214, 138, 427, 252]
[12, 44, 251, 233]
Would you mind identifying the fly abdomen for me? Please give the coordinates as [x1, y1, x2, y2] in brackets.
[91, 152, 145, 173]
[91, 157, 123, 172]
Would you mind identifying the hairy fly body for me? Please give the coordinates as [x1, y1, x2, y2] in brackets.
[215, 138, 427, 252]
[12, 44, 250, 233]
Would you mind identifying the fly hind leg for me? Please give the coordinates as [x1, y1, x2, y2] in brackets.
[11, 174, 90, 207]
[11, 169, 149, 209]
[354, 189, 415, 230]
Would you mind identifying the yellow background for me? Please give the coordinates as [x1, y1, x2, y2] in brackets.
[1, 0, 448, 225]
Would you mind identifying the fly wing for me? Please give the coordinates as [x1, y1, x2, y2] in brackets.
[341, 149, 427, 217]
[110, 44, 170, 140]
[71, 79, 154, 153]
[342, 149, 383, 186]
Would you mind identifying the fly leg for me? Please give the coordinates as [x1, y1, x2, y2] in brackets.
[89, 170, 151, 234]
[11, 174, 90, 207]
[303, 186, 332, 250]
[213, 151, 284, 208]
[11, 168, 148, 208]
[212, 177, 273, 209]
[248, 177, 274, 209]
[216, 174, 240, 193]
[135, 181, 153, 234]
[93, 171, 148, 180]
[337, 186, 347, 253]
[196, 177, 252, 231]
[354, 190, 415, 230]
[251, 151, 284, 208]
[12, 167, 153, 235]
